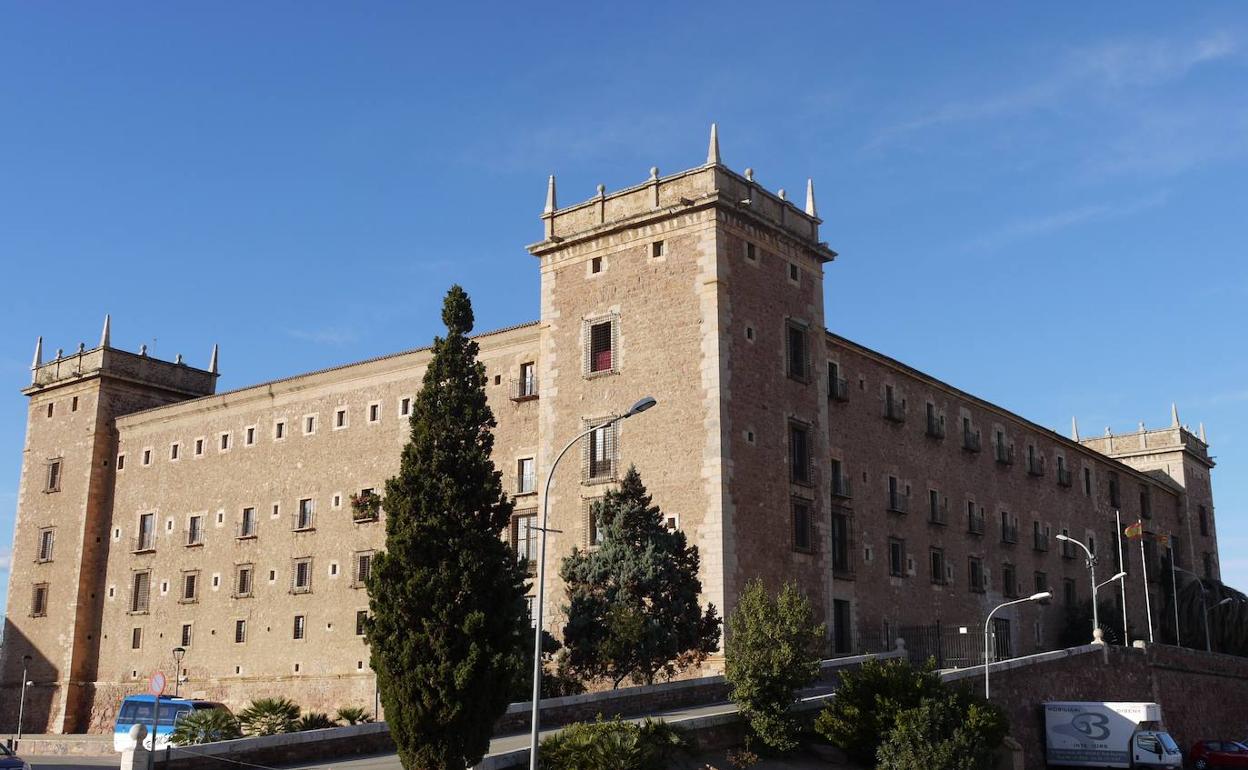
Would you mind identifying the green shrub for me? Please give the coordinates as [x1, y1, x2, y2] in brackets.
[724, 579, 825, 752]
[237, 697, 301, 736]
[876, 687, 1008, 770]
[335, 706, 374, 725]
[813, 658, 944, 764]
[539, 716, 685, 770]
[169, 708, 242, 746]
[296, 711, 339, 731]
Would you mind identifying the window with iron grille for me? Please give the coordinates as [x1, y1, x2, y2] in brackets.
[131, 627, 142, 650]
[235, 564, 254, 598]
[925, 403, 945, 438]
[234, 619, 247, 643]
[517, 457, 536, 494]
[514, 362, 538, 399]
[37, 528, 54, 562]
[928, 490, 946, 525]
[180, 571, 199, 603]
[828, 361, 849, 401]
[511, 511, 538, 570]
[293, 614, 306, 640]
[792, 499, 813, 553]
[962, 417, 982, 452]
[353, 552, 373, 587]
[45, 459, 62, 492]
[967, 501, 985, 535]
[968, 557, 985, 592]
[295, 498, 315, 530]
[583, 421, 616, 482]
[831, 507, 853, 574]
[181, 624, 192, 647]
[785, 321, 809, 382]
[585, 318, 617, 375]
[930, 548, 946, 584]
[291, 558, 313, 594]
[356, 610, 368, 636]
[887, 476, 908, 514]
[888, 538, 905, 577]
[789, 420, 812, 485]
[31, 583, 48, 617]
[130, 571, 151, 613]
[883, 385, 906, 422]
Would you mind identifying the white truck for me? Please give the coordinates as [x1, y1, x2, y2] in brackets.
[1044, 702, 1183, 769]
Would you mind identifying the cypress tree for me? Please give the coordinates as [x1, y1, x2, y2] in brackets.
[365, 286, 529, 769]
[560, 465, 721, 688]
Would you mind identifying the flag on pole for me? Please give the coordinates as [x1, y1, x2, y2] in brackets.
[1124, 520, 1144, 540]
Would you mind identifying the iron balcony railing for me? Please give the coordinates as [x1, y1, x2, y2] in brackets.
[963, 430, 982, 452]
[829, 377, 850, 402]
[995, 443, 1015, 465]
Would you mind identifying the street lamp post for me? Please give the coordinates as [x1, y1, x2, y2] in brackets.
[17, 654, 32, 746]
[528, 396, 656, 770]
[985, 592, 1051, 699]
[172, 647, 186, 697]
[1056, 534, 1100, 643]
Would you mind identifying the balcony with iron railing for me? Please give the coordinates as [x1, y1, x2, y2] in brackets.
[884, 398, 907, 423]
[1026, 454, 1046, 477]
[510, 376, 539, 402]
[1061, 539, 1077, 560]
[962, 430, 982, 452]
[831, 472, 853, 499]
[292, 511, 316, 531]
[967, 512, 985, 535]
[236, 520, 257, 539]
[829, 377, 849, 402]
[185, 526, 204, 547]
[1001, 522, 1019, 544]
[995, 443, 1015, 466]
[1033, 530, 1050, 552]
[928, 497, 949, 526]
[133, 532, 156, 554]
[926, 414, 946, 439]
[887, 491, 909, 514]
[1056, 465, 1072, 487]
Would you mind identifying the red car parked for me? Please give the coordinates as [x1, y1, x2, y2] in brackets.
[1190, 740, 1248, 769]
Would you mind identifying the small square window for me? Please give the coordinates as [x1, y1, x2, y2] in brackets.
[219, 433, 231, 451]
[789, 263, 800, 283]
[131, 627, 142, 650]
[335, 409, 347, 429]
[117, 454, 126, 471]
[245, 426, 256, 446]
[141, 449, 152, 466]
[293, 614, 306, 640]
[745, 242, 757, 261]
[235, 619, 247, 644]
[591, 256, 603, 274]
[368, 403, 380, 423]
[652, 241, 664, 258]
[71, 396, 79, 412]
[275, 421, 286, 440]
[399, 397, 412, 417]
[170, 443, 180, 461]
[305, 415, 317, 435]
[194, 438, 204, 456]
[181, 624, 193, 647]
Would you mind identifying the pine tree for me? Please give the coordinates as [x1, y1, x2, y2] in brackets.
[365, 286, 529, 769]
[560, 466, 721, 688]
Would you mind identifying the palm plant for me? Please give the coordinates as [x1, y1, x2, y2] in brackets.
[169, 708, 242, 746]
[297, 711, 339, 731]
[237, 697, 301, 736]
[335, 706, 374, 725]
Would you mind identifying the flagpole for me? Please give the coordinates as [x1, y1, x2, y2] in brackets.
[1116, 509, 1128, 646]
[1140, 534, 1154, 643]
[1169, 544, 1181, 647]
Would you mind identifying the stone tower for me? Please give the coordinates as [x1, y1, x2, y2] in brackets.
[1078, 407, 1218, 581]
[527, 127, 835, 635]
[1, 320, 217, 732]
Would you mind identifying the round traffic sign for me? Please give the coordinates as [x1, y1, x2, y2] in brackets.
[149, 671, 167, 696]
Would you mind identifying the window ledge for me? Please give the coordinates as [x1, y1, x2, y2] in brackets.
[584, 369, 619, 380]
[185, 541, 204, 548]
[514, 490, 538, 498]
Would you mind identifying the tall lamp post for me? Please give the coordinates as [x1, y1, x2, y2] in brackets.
[16, 654, 32, 746]
[985, 592, 1050, 699]
[528, 396, 657, 770]
[1056, 534, 1101, 642]
[171, 647, 186, 697]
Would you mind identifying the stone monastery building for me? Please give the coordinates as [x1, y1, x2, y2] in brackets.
[1, 128, 1222, 732]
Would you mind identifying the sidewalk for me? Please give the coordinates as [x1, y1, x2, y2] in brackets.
[2, 733, 114, 757]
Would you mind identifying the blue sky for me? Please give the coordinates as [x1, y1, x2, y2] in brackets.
[1, 3, 1246, 602]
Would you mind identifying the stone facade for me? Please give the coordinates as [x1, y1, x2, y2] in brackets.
[0, 138, 1223, 733]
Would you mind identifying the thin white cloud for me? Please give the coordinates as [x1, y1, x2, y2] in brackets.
[962, 191, 1169, 252]
[0, 548, 10, 572]
[869, 31, 1240, 149]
